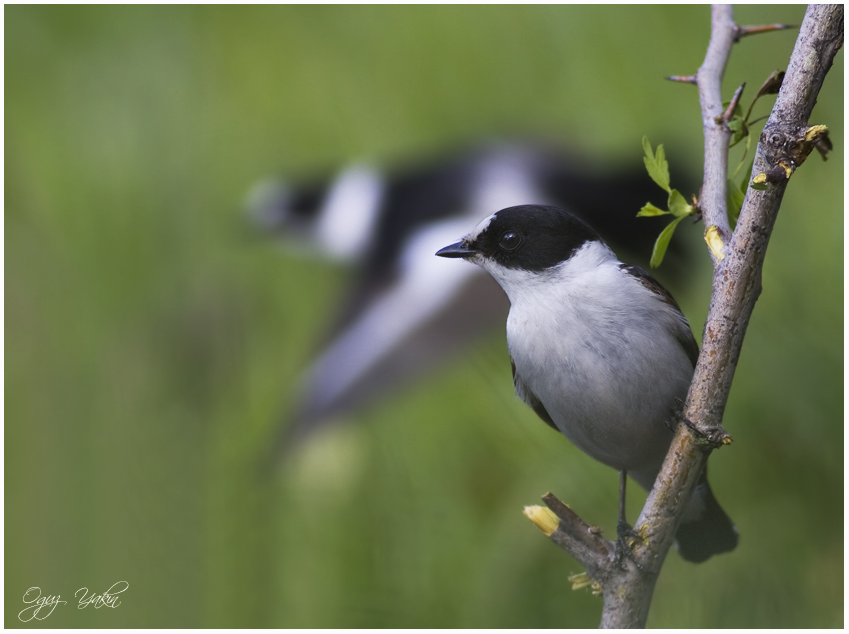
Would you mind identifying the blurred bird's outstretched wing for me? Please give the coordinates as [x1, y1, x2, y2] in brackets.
[247, 141, 692, 464]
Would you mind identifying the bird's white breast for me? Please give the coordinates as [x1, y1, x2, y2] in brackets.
[493, 241, 694, 483]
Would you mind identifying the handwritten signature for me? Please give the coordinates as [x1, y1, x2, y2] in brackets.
[18, 582, 128, 622]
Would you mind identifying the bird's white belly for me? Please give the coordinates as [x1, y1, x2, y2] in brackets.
[506, 289, 693, 480]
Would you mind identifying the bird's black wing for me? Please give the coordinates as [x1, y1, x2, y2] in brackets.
[619, 263, 700, 368]
[511, 358, 559, 432]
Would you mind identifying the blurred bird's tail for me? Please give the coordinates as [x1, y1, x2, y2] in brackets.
[674, 471, 739, 563]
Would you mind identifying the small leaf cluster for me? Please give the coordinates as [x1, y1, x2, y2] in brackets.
[726, 71, 785, 218]
[637, 137, 696, 268]
[636, 70, 787, 262]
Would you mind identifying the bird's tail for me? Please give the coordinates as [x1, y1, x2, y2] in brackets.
[674, 471, 739, 563]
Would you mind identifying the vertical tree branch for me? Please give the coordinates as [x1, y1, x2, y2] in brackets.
[528, 5, 843, 628]
[630, 3, 842, 624]
[686, 3, 843, 444]
[697, 5, 737, 251]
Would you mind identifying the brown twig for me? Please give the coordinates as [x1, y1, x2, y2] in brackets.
[665, 75, 697, 84]
[735, 23, 796, 41]
[542, 493, 613, 563]
[718, 83, 746, 124]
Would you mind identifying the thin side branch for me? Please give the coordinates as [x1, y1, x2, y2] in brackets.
[665, 75, 697, 84]
[735, 23, 796, 40]
[542, 493, 613, 569]
[720, 83, 746, 123]
[696, 5, 737, 257]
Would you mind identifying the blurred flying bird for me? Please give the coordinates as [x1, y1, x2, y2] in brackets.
[246, 141, 693, 462]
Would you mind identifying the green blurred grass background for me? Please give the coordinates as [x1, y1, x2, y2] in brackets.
[5, 5, 843, 628]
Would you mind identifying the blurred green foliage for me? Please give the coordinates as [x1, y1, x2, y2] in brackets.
[5, 5, 843, 628]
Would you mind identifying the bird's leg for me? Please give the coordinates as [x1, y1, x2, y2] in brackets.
[668, 397, 699, 433]
[614, 470, 645, 570]
[665, 396, 695, 432]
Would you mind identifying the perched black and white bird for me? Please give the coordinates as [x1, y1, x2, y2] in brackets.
[249, 142, 692, 459]
[436, 204, 737, 563]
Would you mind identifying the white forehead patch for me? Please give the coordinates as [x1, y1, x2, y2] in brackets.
[467, 212, 497, 242]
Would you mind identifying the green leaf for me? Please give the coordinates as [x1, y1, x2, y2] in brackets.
[728, 117, 749, 148]
[727, 179, 745, 228]
[667, 189, 693, 218]
[636, 202, 670, 217]
[756, 70, 785, 99]
[642, 136, 671, 193]
[739, 156, 755, 193]
[743, 71, 784, 133]
[650, 216, 685, 268]
[731, 133, 753, 180]
[728, 156, 755, 228]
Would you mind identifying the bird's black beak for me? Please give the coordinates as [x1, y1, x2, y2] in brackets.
[436, 241, 477, 258]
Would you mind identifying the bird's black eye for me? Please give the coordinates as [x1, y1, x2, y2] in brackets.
[499, 231, 522, 251]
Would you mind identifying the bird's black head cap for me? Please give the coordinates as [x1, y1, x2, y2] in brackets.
[468, 204, 601, 272]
